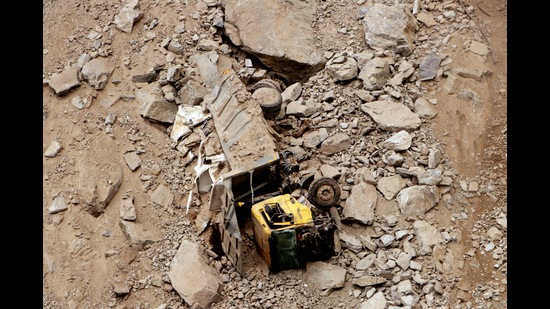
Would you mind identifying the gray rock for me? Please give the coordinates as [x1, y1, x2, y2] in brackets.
[80, 57, 114, 90]
[305, 261, 346, 291]
[44, 140, 62, 158]
[361, 3, 418, 56]
[468, 40, 491, 58]
[356, 254, 376, 270]
[343, 182, 377, 225]
[113, 0, 143, 34]
[281, 83, 303, 103]
[358, 57, 390, 91]
[123, 151, 141, 171]
[360, 291, 387, 309]
[361, 101, 421, 132]
[286, 99, 317, 117]
[119, 219, 161, 250]
[136, 83, 178, 124]
[396, 252, 412, 270]
[380, 234, 395, 247]
[112, 281, 131, 296]
[49, 195, 68, 214]
[48, 65, 81, 95]
[150, 184, 174, 207]
[428, 149, 443, 168]
[413, 220, 442, 249]
[325, 53, 359, 81]
[71, 95, 90, 110]
[320, 164, 341, 180]
[223, 0, 325, 81]
[132, 72, 158, 83]
[442, 72, 462, 94]
[448, 66, 491, 82]
[413, 97, 437, 120]
[177, 78, 208, 106]
[320, 133, 351, 155]
[302, 128, 329, 148]
[377, 174, 407, 200]
[167, 40, 185, 55]
[168, 240, 224, 309]
[419, 53, 442, 81]
[417, 168, 443, 185]
[78, 160, 122, 217]
[380, 130, 412, 151]
[197, 38, 219, 51]
[188, 52, 233, 89]
[396, 185, 439, 216]
[351, 275, 387, 287]
[339, 229, 363, 253]
[120, 197, 137, 221]
[416, 12, 438, 27]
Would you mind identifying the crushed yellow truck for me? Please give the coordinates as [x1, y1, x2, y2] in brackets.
[202, 68, 342, 273]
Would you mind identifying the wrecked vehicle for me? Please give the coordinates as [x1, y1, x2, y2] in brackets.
[201, 67, 342, 274]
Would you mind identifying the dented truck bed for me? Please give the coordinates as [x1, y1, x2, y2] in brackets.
[195, 53, 281, 273]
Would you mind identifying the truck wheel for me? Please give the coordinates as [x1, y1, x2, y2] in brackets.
[252, 78, 283, 92]
[252, 87, 282, 118]
[308, 177, 341, 210]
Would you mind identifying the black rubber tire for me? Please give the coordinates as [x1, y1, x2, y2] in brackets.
[307, 177, 341, 210]
[252, 88, 282, 114]
[252, 79, 282, 92]
[263, 108, 280, 120]
[267, 71, 292, 89]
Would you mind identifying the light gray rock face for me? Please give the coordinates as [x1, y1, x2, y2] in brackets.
[188, 51, 233, 89]
[177, 78, 208, 106]
[281, 83, 303, 103]
[351, 275, 387, 287]
[223, 0, 325, 81]
[413, 220, 442, 248]
[77, 160, 123, 217]
[325, 53, 359, 81]
[302, 128, 329, 148]
[358, 57, 390, 91]
[343, 182, 377, 225]
[123, 151, 141, 171]
[169, 240, 223, 309]
[380, 130, 412, 151]
[396, 185, 440, 216]
[113, 0, 143, 33]
[48, 65, 81, 95]
[360, 291, 387, 309]
[79, 57, 114, 90]
[413, 97, 437, 119]
[377, 174, 408, 200]
[137, 84, 178, 124]
[150, 184, 174, 207]
[320, 133, 351, 155]
[417, 168, 443, 185]
[119, 219, 161, 250]
[286, 99, 317, 117]
[361, 101, 421, 132]
[361, 3, 418, 56]
[120, 197, 137, 221]
[44, 140, 62, 158]
[305, 261, 346, 291]
[49, 195, 68, 214]
[419, 53, 442, 81]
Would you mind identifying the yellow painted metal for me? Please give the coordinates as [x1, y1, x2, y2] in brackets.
[250, 194, 313, 267]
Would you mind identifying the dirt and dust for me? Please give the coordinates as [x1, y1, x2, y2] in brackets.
[43, 0, 507, 308]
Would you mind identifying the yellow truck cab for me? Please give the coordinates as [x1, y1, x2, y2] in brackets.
[251, 194, 313, 271]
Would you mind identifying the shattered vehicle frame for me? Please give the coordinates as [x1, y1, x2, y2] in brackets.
[197, 56, 341, 274]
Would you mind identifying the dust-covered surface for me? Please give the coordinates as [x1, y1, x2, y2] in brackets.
[43, 0, 507, 308]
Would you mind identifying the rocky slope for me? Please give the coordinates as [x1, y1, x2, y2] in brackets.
[42, 0, 507, 308]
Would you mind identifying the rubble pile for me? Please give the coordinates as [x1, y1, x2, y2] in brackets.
[43, 0, 507, 308]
